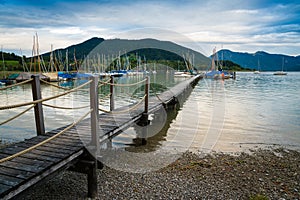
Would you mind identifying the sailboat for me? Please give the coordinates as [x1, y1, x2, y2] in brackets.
[273, 57, 287, 75]
[43, 44, 59, 82]
[253, 59, 260, 74]
[205, 47, 223, 79]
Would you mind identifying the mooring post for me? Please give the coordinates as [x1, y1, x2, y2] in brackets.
[89, 75, 99, 198]
[110, 75, 115, 111]
[138, 76, 150, 127]
[31, 75, 45, 135]
[144, 76, 149, 114]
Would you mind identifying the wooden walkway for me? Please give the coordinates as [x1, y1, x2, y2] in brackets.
[0, 75, 202, 199]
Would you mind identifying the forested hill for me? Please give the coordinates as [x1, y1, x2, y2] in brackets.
[41, 37, 211, 70]
[216, 49, 300, 71]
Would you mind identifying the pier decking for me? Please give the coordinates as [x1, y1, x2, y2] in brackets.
[0, 74, 202, 199]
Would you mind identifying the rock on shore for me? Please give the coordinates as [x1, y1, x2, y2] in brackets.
[20, 148, 300, 199]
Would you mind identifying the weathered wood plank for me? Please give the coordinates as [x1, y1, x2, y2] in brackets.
[0, 161, 44, 173]
[25, 136, 83, 149]
[0, 184, 11, 194]
[1, 150, 84, 200]
[0, 166, 35, 180]
[0, 156, 52, 168]
[0, 173, 25, 186]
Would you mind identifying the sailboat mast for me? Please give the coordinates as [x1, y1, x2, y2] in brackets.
[35, 32, 41, 74]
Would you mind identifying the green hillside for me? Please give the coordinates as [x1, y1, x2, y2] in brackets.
[40, 37, 211, 71]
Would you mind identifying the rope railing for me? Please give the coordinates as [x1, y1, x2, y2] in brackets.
[99, 94, 146, 114]
[0, 80, 92, 110]
[99, 78, 146, 87]
[0, 109, 93, 164]
[0, 79, 33, 91]
[98, 78, 111, 88]
[0, 105, 35, 126]
[39, 79, 71, 90]
[42, 103, 90, 110]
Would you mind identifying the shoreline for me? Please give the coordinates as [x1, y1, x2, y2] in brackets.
[18, 147, 300, 199]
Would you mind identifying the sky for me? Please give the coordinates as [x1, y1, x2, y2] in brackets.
[0, 0, 299, 57]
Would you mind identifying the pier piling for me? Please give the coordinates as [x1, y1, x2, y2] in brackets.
[31, 75, 45, 135]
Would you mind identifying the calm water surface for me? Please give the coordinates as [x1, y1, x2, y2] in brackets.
[114, 71, 300, 153]
[1, 72, 300, 153]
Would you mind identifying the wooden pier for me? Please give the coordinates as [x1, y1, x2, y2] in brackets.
[0, 74, 202, 199]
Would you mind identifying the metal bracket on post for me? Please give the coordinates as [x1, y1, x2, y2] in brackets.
[88, 75, 99, 198]
[110, 75, 114, 111]
[31, 75, 45, 135]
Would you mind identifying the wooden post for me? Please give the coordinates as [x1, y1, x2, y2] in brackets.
[110, 76, 114, 111]
[138, 76, 150, 126]
[89, 75, 99, 198]
[144, 76, 149, 114]
[31, 75, 45, 135]
[87, 161, 98, 198]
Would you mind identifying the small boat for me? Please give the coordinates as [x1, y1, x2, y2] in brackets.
[205, 47, 232, 79]
[174, 72, 193, 78]
[43, 72, 59, 82]
[16, 72, 50, 82]
[253, 59, 261, 74]
[274, 57, 287, 75]
[273, 71, 287, 75]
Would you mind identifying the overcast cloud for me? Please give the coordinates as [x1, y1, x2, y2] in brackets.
[0, 0, 299, 56]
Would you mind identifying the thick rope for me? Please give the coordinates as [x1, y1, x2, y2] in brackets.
[99, 78, 146, 87]
[98, 78, 111, 88]
[42, 103, 90, 110]
[99, 94, 146, 114]
[0, 109, 93, 163]
[0, 105, 35, 126]
[0, 80, 92, 110]
[39, 79, 71, 90]
[0, 79, 33, 91]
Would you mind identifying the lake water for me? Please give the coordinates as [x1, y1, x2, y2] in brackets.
[1, 72, 300, 154]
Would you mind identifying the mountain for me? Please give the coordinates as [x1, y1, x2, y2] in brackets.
[42, 37, 104, 61]
[215, 49, 300, 71]
[41, 37, 211, 70]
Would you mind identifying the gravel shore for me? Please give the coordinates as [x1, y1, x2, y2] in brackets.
[19, 148, 300, 200]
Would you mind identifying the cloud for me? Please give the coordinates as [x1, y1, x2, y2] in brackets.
[0, 0, 299, 56]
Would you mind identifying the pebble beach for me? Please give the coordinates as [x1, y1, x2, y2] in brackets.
[19, 147, 300, 200]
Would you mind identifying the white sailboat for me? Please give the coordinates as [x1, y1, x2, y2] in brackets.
[205, 47, 223, 79]
[274, 57, 287, 75]
[253, 59, 260, 74]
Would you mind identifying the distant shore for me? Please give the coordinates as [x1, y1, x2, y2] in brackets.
[19, 147, 300, 200]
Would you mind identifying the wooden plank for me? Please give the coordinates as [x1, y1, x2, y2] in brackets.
[0, 161, 43, 173]
[0, 151, 61, 163]
[0, 156, 52, 168]
[0, 184, 11, 194]
[9, 142, 74, 156]
[25, 137, 83, 149]
[23, 140, 82, 152]
[1, 149, 84, 200]
[0, 174, 25, 187]
[0, 166, 35, 180]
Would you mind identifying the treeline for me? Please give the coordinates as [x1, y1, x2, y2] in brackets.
[0, 52, 25, 71]
[216, 60, 253, 71]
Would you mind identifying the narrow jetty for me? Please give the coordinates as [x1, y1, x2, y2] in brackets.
[0, 74, 202, 199]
